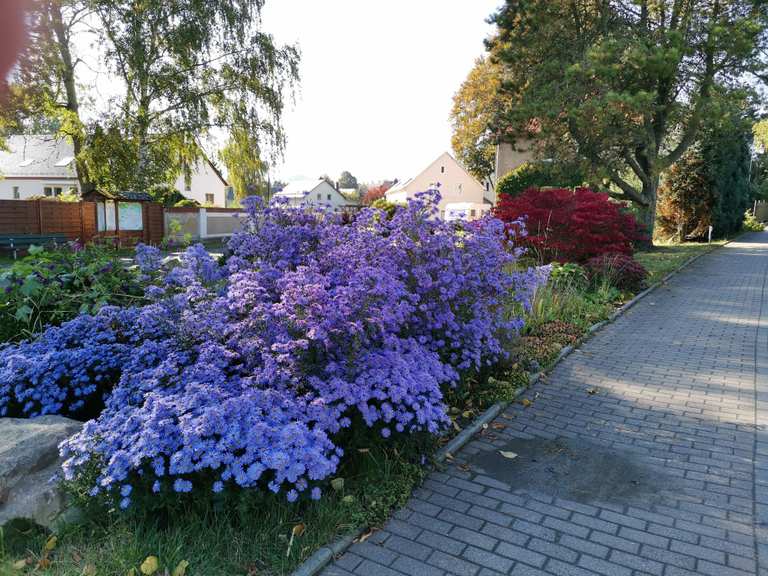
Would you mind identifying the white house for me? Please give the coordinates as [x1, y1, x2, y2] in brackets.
[273, 178, 358, 211]
[0, 135, 80, 199]
[173, 158, 230, 207]
[386, 152, 493, 221]
[0, 134, 230, 206]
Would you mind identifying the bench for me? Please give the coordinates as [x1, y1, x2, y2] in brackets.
[0, 234, 69, 260]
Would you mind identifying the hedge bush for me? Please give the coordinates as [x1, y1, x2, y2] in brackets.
[0, 192, 544, 508]
[494, 187, 646, 263]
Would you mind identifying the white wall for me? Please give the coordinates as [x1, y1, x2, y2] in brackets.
[174, 160, 228, 207]
[0, 178, 79, 200]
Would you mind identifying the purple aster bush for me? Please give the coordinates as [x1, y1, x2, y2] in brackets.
[3, 191, 544, 506]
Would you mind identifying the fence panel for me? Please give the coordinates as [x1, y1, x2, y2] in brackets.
[0, 200, 41, 234]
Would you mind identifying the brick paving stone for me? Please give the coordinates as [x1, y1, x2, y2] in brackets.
[321, 234, 768, 575]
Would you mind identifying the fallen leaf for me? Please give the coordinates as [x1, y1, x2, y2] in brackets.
[171, 561, 189, 576]
[491, 423, 506, 430]
[342, 495, 355, 504]
[458, 463, 471, 472]
[83, 564, 97, 576]
[36, 558, 51, 570]
[12, 559, 28, 571]
[499, 451, 518, 460]
[482, 423, 488, 430]
[292, 523, 306, 538]
[140, 555, 159, 575]
[444, 452, 454, 461]
[357, 448, 370, 454]
[357, 530, 373, 543]
[452, 420, 461, 432]
[330, 477, 344, 492]
[587, 388, 597, 395]
[462, 410, 473, 419]
[44, 535, 58, 551]
[520, 398, 532, 407]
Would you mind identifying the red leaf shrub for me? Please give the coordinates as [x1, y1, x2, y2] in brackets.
[494, 187, 646, 262]
[585, 253, 648, 292]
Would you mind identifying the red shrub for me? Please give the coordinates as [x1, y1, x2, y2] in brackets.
[494, 187, 646, 263]
[585, 253, 648, 292]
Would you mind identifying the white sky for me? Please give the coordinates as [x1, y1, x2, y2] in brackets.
[262, 1, 501, 185]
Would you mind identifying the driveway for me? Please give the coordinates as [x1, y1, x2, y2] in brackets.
[322, 232, 768, 576]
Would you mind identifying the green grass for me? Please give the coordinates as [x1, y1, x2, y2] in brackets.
[635, 240, 725, 284]
[0, 443, 429, 576]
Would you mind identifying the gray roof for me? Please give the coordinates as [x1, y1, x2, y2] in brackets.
[0, 135, 77, 179]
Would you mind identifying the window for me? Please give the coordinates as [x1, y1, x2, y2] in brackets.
[12, 186, 19, 199]
[485, 181, 490, 191]
[205, 193, 214, 204]
[44, 187, 52, 196]
[470, 209, 476, 218]
[440, 166, 445, 173]
[44, 186, 63, 196]
[327, 194, 331, 201]
[458, 183, 463, 194]
[317, 192, 321, 200]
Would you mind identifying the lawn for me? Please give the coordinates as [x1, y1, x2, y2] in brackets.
[635, 240, 726, 284]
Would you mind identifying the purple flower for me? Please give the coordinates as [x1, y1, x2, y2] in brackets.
[2, 191, 539, 507]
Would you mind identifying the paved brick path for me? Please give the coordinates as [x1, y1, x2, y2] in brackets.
[321, 233, 768, 576]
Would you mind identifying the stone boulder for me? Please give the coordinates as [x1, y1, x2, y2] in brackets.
[0, 416, 82, 527]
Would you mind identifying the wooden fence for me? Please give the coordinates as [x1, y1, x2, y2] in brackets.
[0, 199, 164, 245]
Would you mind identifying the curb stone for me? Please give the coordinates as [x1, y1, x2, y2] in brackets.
[289, 239, 733, 576]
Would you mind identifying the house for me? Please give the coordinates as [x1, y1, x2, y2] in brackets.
[495, 139, 536, 183]
[0, 134, 230, 206]
[0, 135, 80, 199]
[273, 178, 359, 211]
[173, 157, 231, 207]
[385, 152, 493, 221]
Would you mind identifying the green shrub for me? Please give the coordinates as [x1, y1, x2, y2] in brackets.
[743, 209, 764, 232]
[0, 244, 145, 342]
[549, 262, 588, 290]
[496, 162, 541, 198]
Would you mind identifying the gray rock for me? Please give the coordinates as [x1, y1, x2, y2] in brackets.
[0, 416, 82, 527]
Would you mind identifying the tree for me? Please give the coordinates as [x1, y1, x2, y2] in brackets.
[450, 57, 503, 184]
[363, 182, 392, 205]
[488, 0, 768, 238]
[658, 99, 754, 239]
[220, 127, 268, 199]
[338, 171, 358, 190]
[3, 0, 91, 188]
[89, 0, 299, 190]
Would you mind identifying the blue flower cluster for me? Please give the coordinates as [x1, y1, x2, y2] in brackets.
[0, 191, 544, 504]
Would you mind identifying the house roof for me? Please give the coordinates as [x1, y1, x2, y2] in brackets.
[0, 135, 77, 179]
[386, 152, 482, 197]
[274, 179, 330, 198]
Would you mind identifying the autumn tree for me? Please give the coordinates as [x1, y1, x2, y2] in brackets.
[488, 0, 768, 237]
[450, 57, 503, 184]
[363, 182, 392, 205]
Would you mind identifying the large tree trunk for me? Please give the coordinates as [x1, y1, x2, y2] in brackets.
[49, 1, 89, 190]
[640, 177, 659, 247]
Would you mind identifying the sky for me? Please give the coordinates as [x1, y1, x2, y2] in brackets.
[261, 1, 502, 185]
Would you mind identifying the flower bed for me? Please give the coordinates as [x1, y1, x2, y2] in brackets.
[0, 192, 543, 510]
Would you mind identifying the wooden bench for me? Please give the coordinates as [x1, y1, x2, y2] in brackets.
[0, 234, 69, 260]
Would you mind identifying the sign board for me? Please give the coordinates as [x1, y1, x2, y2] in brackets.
[118, 202, 143, 230]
